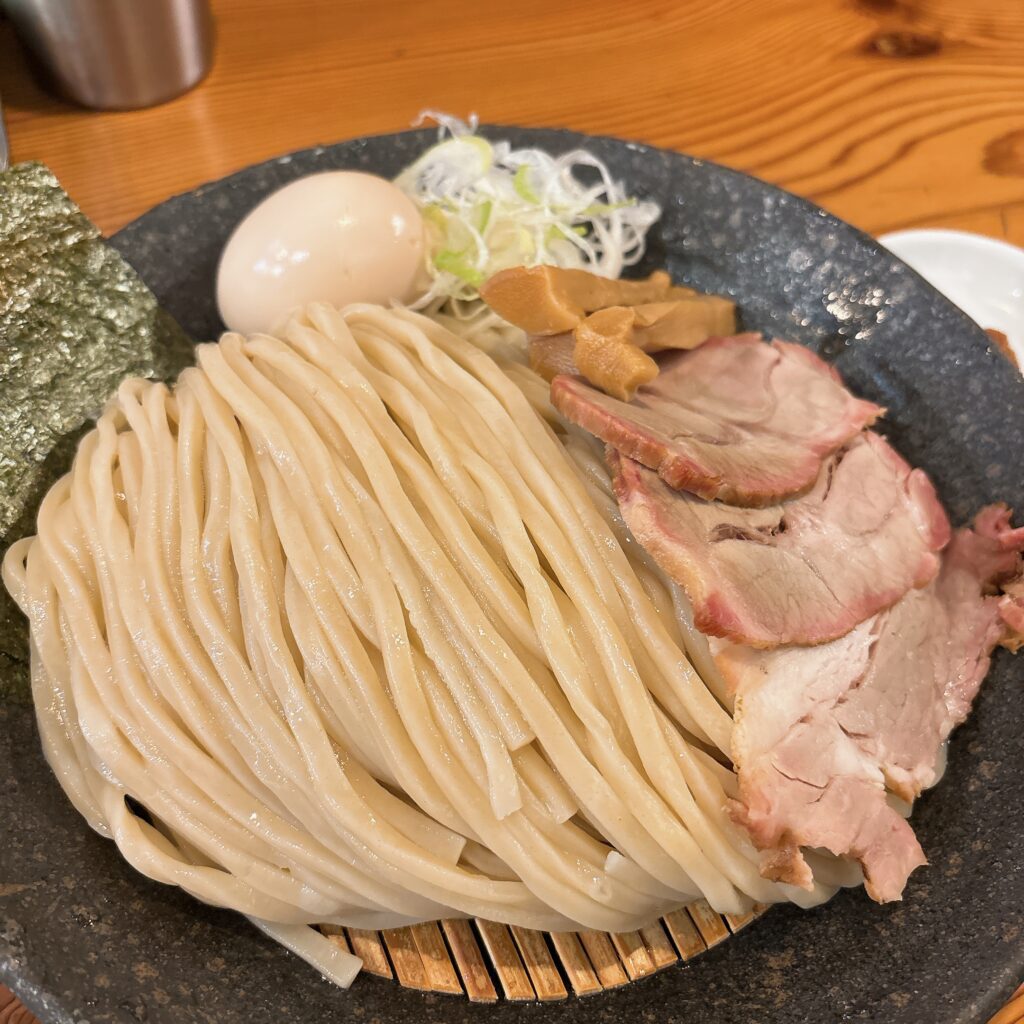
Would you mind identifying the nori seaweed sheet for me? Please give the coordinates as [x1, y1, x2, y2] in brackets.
[0, 163, 194, 700]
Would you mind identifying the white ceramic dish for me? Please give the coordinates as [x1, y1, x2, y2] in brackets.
[879, 228, 1024, 368]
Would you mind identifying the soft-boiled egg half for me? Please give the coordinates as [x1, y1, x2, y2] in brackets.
[217, 171, 426, 336]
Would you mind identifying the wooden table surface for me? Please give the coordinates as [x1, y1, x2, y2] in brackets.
[1, 1, 1023, 1022]
[2, 0, 1024, 242]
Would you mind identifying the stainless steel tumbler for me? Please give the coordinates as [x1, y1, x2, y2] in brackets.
[2, 0, 215, 110]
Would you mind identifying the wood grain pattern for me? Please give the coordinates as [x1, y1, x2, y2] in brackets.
[609, 930, 658, 980]
[320, 922, 352, 953]
[548, 932, 603, 996]
[662, 908, 709, 961]
[639, 921, 679, 969]
[724, 902, 771, 936]
[686, 898, 732, 948]
[474, 920, 535, 1001]
[1, 0, 1022, 242]
[577, 929, 631, 989]
[509, 927, 568, 1001]
[345, 927, 392, 978]
[441, 919, 498, 1002]
[0, 986, 39, 1024]
[381, 927, 431, 990]
[409, 922, 463, 995]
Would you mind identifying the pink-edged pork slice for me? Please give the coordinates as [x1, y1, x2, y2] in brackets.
[610, 431, 950, 647]
[999, 577, 1024, 651]
[719, 505, 1024, 902]
[552, 333, 883, 507]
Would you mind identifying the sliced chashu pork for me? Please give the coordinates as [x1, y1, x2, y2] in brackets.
[610, 431, 950, 647]
[718, 505, 1024, 902]
[554, 333, 883, 507]
[999, 577, 1024, 651]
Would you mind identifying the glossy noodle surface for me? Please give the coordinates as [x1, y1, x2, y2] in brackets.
[2, 305, 841, 984]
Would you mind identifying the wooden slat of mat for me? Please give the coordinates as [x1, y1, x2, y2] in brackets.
[578, 930, 630, 989]
[319, 923, 351, 952]
[686, 899, 731, 948]
[610, 930, 658, 980]
[345, 928, 392, 978]
[441, 920, 498, 1003]
[662, 909, 708, 960]
[724, 909, 756, 932]
[726, 902, 770, 933]
[640, 920, 679, 969]
[409, 922, 463, 995]
[510, 927, 568, 1001]
[382, 928, 431, 989]
[549, 932, 603, 996]
[475, 920, 535, 1000]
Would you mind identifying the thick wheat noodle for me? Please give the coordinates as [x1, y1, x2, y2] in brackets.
[187, 366, 467, 837]
[381, 307, 734, 748]
[190, 363, 588, 928]
[84, 426, 437, 921]
[415, 315, 737, 749]
[208, 341, 688, 925]
[3, 303, 848, 989]
[90, 402, 506, 924]
[315, 313, 755, 899]
[361, 332, 821, 906]
[278, 314, 722, 898]
[123, 388, 451, 902]
[359, 324, 715, 752]
[199, 342, 677, 930]
[288, 318, 706, 751]
[299, 309, 835, 909]
[237, 341, 537, 760]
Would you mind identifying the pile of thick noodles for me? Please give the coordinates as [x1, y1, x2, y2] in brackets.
[3, 305, 851, 986]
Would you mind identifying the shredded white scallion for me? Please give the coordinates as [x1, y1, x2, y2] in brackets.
[395, 112, 661, 312]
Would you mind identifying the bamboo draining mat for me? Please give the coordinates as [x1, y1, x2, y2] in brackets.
[1, 919, 1022, 1017]
[317, 898, 761, 1001]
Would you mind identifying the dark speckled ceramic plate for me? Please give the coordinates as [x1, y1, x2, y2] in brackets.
[2, 127, 1023, 1024]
